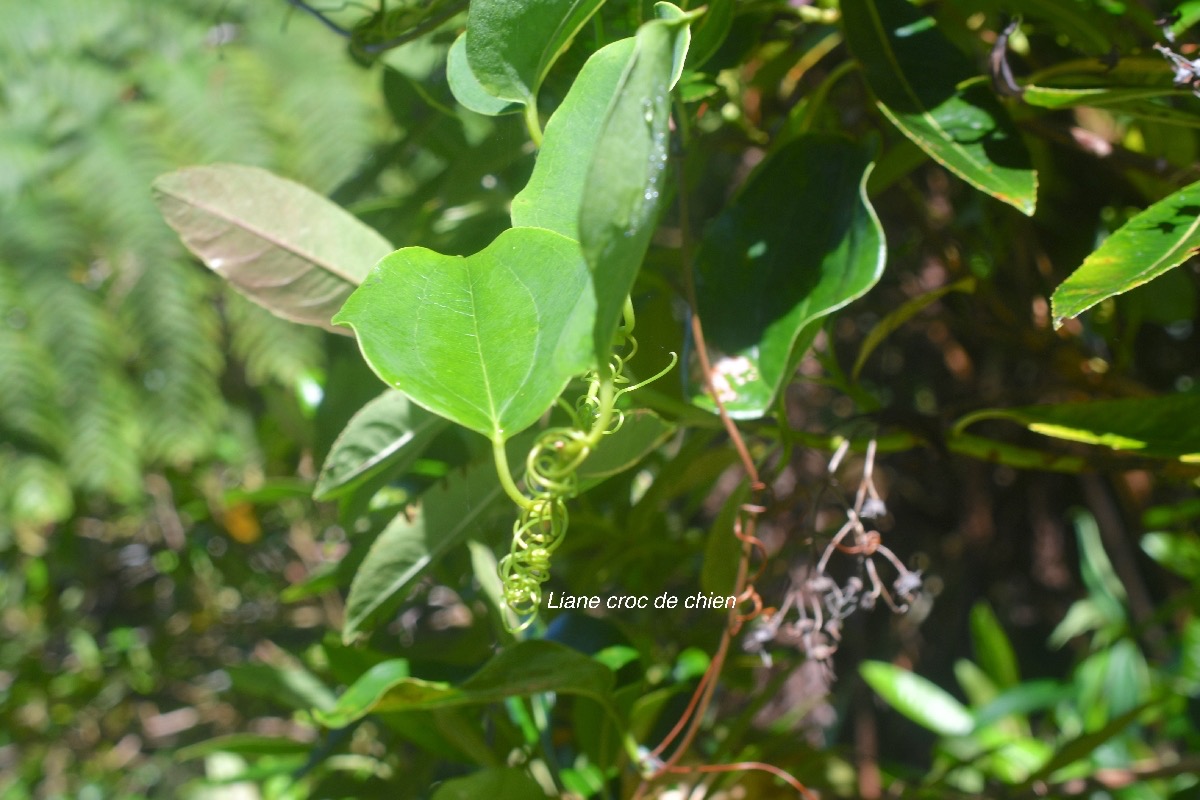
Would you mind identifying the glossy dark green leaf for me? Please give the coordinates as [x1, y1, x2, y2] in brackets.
[580, 15, 690, 362]
[465, 0, 605, 106]
[314, 640, 614, 728]
[953, 393, 1200, 460]
[334, 227, 595, 441]
[314, 390, 449, 501]
[511, 38, 637, 239]
[970, 601, 1019, 689]
[447, 33, 522, 116]
[153, 164, 391, 334]
[860, 660, 974, 736]
[431, 768, 546, 800]
[841, 0, 1037, 215]
[691, 135, 885, 418]
[341, 433, 533, 641]
[1051, 179, 1200, 325]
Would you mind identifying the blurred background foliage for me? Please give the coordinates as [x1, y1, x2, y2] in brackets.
[3, 0, 1200, 798]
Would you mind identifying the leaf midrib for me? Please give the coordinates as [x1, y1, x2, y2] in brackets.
[156, 183, 366, 286]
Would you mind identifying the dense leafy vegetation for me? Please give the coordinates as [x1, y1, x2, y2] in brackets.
[6, 0, 1200, 798]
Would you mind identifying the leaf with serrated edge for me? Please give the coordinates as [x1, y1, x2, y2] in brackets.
[153, 164, 392, 333]
[314, 390, 449, 501]
[841, 0, 1037, 215]
[1052, 178, 1200, 325]
[334, 227, 595, 441]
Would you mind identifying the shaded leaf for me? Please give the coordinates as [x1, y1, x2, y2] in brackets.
[341, 432, 534, 641]
[973, 680, 1072, 730]
[578, 409, 675, 484]
[1051, 179, 1200, 325]
[692, 135, 885, 418]
[1023, 703, 1154, 786]
[970, 601, 1019, 689]
[431, 768, 546, 800]
[465, 0, 605, 106]
[153, 164, 391, 333]
[842, 0, 1037, 214]
[853, 277, 975, 380]
[334, 227, 595, 441]
[953, 393, 1200, 460]
[860, 660, 974, 736]
[580, 15, 690, 361]
[227, 664, 337, 712]
[314, 390, 449, 501]
[176, 734, 313, 762]
[315, 640, 614, 728]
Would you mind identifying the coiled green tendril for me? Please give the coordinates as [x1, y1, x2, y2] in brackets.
[496, 299, 677, 631]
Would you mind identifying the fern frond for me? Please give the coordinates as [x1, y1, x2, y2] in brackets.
[0, 264, 67, 455]
[19, 270, 143, 501]
[123, 257, 225, 467]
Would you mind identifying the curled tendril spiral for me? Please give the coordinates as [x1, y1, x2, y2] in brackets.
[497, 300, 677, 631]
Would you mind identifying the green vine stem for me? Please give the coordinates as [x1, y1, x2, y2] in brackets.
[494, 298, 675, 630]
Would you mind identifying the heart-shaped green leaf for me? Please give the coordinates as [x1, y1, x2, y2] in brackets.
[314, 390, 449, 502]
[334, 227, 595, 441]
[842, 0, 1037, 215]
[153, 164, 392, 333]
[580, 15, 691, 361]
[953, 393, 1200, 460]
[465, 0, 605, 108]
[1051, 179, 1200, 325]
[691, 135, 886, 418]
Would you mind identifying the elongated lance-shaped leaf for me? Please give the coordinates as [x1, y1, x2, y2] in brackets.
[691, 135, 885, 418]
[580, 14, 691, 362]
[860, 660, 974, 737]
[153, 164, 392, 334]
[315, 640, 615, 727]
[1051, 179, 1200, 325]
[465, 0, 605, 108]
[953, 393, 1200, 461]
[314, 390, 449, 502]
[842, 0, 1037, 215]
[334, 227, 595, 442]
[341, 430, 535, 641]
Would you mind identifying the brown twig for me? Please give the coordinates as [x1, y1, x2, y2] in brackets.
[632, 101, 810, 800]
